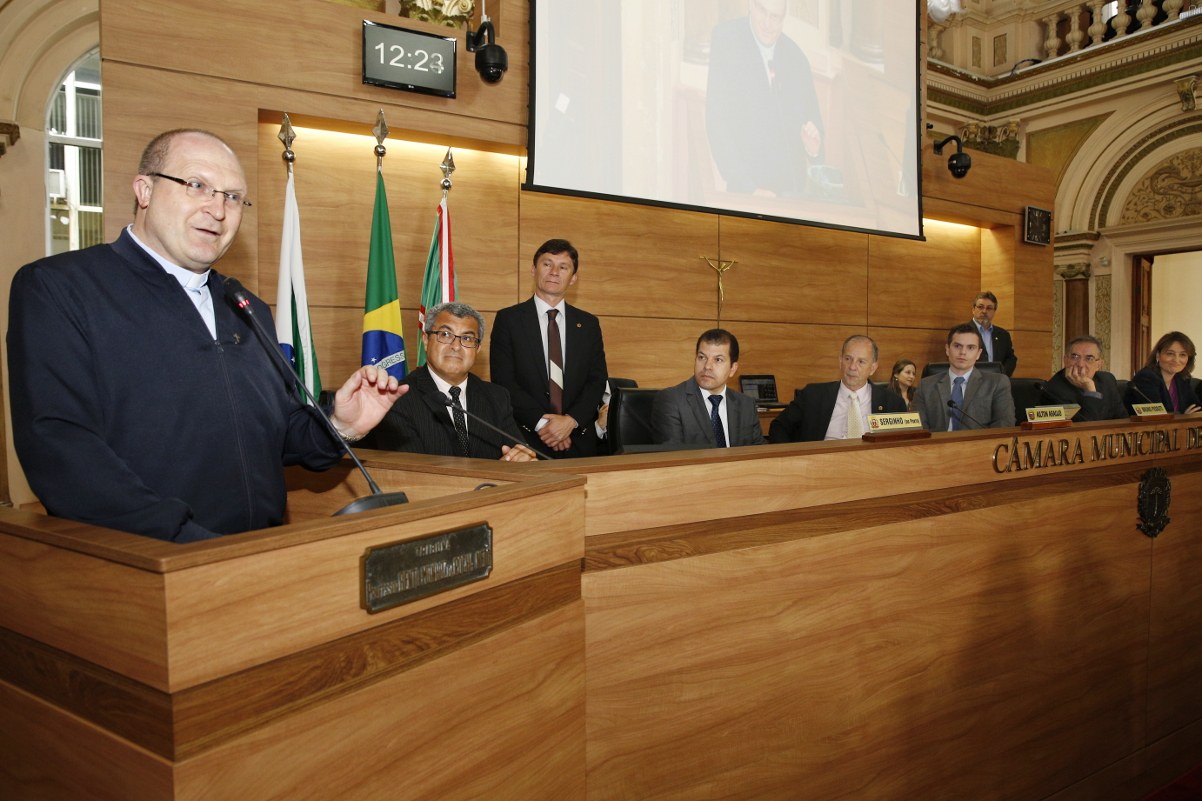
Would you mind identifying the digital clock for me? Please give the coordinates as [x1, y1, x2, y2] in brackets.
[363, 20, 456, 98]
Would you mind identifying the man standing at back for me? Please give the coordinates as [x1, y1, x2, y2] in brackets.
[490, 239, 608, 458]
[971, 291, 1017, 376]
[912, 323, 1015, 431]
[8, 129, 404, 543]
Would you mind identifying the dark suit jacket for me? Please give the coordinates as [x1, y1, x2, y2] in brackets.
[976, 323, 1017, 376]
[652, 378, 766, 447]
[769, 381, 908, 443]
[1127, 366, 1201, 414]
[1043, 369, 1126, 422]
[489, 297, 608, 458]
[705, 16, 824, 195]
[361, 367, 524, 459]
[911, 369, 1015, 431]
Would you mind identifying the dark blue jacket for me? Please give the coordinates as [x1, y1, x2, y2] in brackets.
[7, 230, 343, 543]
[1127, 365, 1201, 414]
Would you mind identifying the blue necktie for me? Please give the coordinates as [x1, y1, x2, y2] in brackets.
[950, 376, 965, 431]
[709, 394, 727, 448]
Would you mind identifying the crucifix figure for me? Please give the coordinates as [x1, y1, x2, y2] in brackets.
[702, 255, 736, 326]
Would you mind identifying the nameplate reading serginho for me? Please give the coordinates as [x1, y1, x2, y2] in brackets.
[361, 524, 492, 614]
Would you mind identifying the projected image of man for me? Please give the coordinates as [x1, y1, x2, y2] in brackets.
[705, 0, 825, 196]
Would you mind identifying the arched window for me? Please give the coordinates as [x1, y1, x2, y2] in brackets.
[46, 48, 102, 255]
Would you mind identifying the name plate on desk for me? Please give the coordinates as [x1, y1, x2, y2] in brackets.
[362, 524, 492, 614]
[868, 412, 923, 433]
[1133, 403, 1169, 417]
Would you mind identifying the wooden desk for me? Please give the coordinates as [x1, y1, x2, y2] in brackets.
[532, 418, 1202, 801]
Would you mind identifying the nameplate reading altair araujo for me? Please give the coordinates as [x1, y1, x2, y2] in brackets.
[361, 523, 492, 614]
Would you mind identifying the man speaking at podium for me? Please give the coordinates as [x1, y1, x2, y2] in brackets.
[8, 129, 404, 543]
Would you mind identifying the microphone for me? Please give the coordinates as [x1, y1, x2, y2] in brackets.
[1128, 381, 1164, 408]
[946, 398, 990, 431]
[439, 394, 554, 460]
[223, 277, 408, 516]
[1033, 380, 1077, 407]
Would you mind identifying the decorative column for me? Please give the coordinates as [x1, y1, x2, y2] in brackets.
[1163, 0, 1185, 21]
[1112, 2, 1132, 37]
[1058, 263, 1092, 346]
[1065, 6, 1086, 52]
[928, 22, 946, 61]
[1136, 0, 1158, 29]
[1087, 0, 1108, 46]
[1043, 12, 1063, 59]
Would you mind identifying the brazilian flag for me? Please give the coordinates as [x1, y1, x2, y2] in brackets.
[361, 172, 406, 379]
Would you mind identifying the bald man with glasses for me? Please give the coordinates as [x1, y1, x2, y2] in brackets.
[8, 128, 404, 543]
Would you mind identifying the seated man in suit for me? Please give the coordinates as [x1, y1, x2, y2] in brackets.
[1041, 335, 1126, 422]
[769, 335, 907, 443]
[652, 328, 767, 448]
[363, 302, 536, 461]
[971, 291, 1017, 376]
[912, 323, 1016, 431]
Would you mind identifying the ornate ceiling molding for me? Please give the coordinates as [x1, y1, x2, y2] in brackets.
[1091, 117, 1202, 229]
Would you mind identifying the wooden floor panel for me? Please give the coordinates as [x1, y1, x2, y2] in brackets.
[583, 486, 1150, 801]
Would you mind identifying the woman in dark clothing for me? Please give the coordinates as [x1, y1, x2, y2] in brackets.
[1127, 331, 1201, 414]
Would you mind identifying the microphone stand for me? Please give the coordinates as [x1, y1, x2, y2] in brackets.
[945, 398, 991, 431]
[438, 394, 554, 460]
[224, 277, 409, 516]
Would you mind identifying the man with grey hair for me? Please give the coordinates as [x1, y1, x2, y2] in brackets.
[769, 334, 907, 443]
[363, 302, 536, 461]
[1041, 335, 1126, 421]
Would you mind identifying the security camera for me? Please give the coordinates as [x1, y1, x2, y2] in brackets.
[933, 134, 972, 179]
[467, 18, 508, 84]
[948, 151, 972, 178]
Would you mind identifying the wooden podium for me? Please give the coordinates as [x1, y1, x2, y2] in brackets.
[0, 461, 587, 801]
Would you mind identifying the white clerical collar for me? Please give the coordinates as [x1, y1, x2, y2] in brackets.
[126, 225, 211, 291]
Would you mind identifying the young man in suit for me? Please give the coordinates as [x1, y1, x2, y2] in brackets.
[652, 329, 766, 448]
[363, 303, 536, 461]
[769, 335, 907, 443]
[972, 291, 1017, 376]
[912, 323, 1016, 431]
[1042, 336, 1127, 422]
[489, 239, 608, 458]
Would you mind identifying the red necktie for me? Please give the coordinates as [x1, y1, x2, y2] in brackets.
[547, 309, 564, 414]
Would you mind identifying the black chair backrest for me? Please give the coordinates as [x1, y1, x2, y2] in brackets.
[1116, 379, 1128, 402]
[1009, 378, 1045, 421]
[921, 361, 1003, 379]
[609, 387, 659, 452]
[610, 377, 638, 389]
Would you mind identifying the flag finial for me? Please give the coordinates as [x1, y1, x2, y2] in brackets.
[440, 148, 455, 193]
[373, 109, 389, 170]
[279, 113, 296, 171]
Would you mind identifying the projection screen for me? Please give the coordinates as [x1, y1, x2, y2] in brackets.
[526, 0, 923, 239]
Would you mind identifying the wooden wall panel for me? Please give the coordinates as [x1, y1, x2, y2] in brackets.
[255, 123, 520, 314]
[1014, 235, 1056, 334]
[718, 217, 869, 326]
[981, 225, 1016, 328]
[1147, 469, 1202, 742]
[517, 190, 720, 321]
[100, 0, 529, 129]
[1012, 328, 1056, 379]
[583, 487, 1150, 801]
[594, 316, 864, 395]
[923, 146, 1056, 217]
[174, 603, 585, 801]
[868, 218, 981, 330]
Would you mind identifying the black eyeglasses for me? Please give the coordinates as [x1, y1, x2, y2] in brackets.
[427, 330, 481, 348]
[151, 173, 252, 208]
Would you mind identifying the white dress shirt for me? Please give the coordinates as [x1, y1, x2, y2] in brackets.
[824, 381, 872, 440]
[429, 370, 469, 431]
[126, 225, 215, 339]
[696, 383, 732, 447]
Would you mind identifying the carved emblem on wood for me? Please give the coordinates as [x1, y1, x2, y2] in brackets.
[1120, 147, 1202, 223]
[1137, 467, 1172, 538]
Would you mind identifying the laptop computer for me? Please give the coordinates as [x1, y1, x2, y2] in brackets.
[739, 375, 788, 409]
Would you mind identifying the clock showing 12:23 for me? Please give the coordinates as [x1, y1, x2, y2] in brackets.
[363, 20, 457, 98]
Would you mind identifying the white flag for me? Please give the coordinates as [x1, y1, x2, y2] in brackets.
[277, 172, 322, 400]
